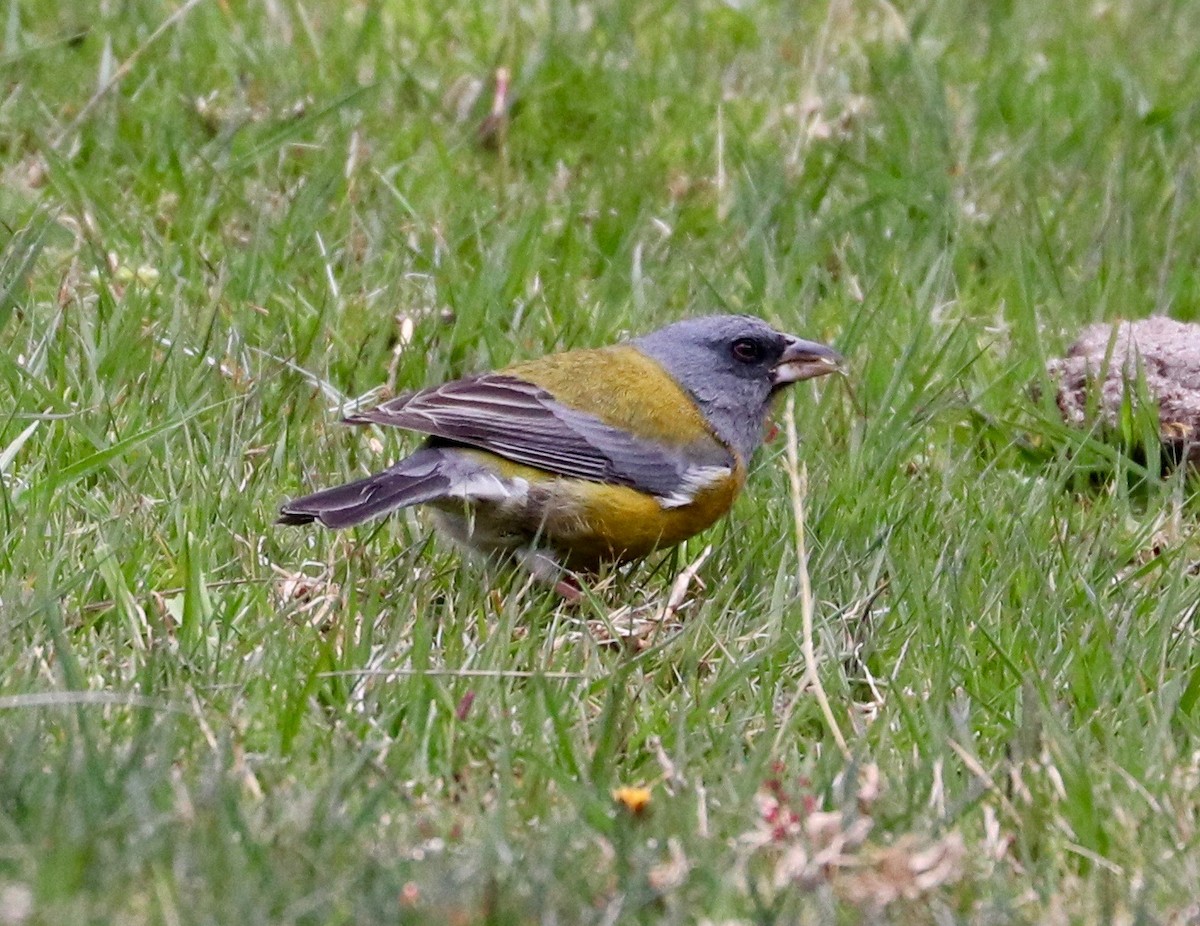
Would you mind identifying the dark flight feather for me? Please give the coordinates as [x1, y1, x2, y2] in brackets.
[279, 448, 457, 529]
[344, 374, 730, 500]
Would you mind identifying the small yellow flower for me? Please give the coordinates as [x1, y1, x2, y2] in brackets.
[612, 785, 652, 816]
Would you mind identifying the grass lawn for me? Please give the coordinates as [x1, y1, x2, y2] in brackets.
[3, 0, 1200, 921]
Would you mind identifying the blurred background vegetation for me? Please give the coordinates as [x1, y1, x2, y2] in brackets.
[2, 0, 1199, 922]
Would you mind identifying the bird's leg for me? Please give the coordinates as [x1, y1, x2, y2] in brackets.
[515, 548, 585, 602]
[552, 576, 584, 603]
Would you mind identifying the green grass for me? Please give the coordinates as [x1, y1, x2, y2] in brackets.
[3, 0, 1200, 922]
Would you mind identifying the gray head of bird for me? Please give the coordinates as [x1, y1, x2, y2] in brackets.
[633, 314, 843, 462]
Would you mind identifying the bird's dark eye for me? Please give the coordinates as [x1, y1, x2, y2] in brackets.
[731, 338, 764, 364]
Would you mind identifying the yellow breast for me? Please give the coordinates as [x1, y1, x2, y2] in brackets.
[546, 466, 746, 566]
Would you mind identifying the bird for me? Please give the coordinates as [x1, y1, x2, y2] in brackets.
[279, 314, 842, 589]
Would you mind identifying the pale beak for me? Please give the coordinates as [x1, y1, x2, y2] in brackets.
[772, 336, 844, 386]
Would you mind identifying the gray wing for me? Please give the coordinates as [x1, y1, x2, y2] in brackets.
[344, 374, 732, 505]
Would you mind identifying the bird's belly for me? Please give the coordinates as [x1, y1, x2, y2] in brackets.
[427, 491, 535, 555]
[428, 454, 743, 569]
[546, 479, 741, 567]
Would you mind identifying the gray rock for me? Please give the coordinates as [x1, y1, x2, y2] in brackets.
[1047, 317, 1200, 465]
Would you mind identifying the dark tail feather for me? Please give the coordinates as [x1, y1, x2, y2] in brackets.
[278, 448, 452, 529]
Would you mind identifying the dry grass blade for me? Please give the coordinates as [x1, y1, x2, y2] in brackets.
[576, 545, 711, 649]
[0, 421, 39, 477]
[51, 0, 211, 151]
[655, 544, 712, 624]
[946, 739, 1021, 822]
[0, 690, 182, 713]
[316, 668, 585, 680]
[783, 391, 850, 758]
